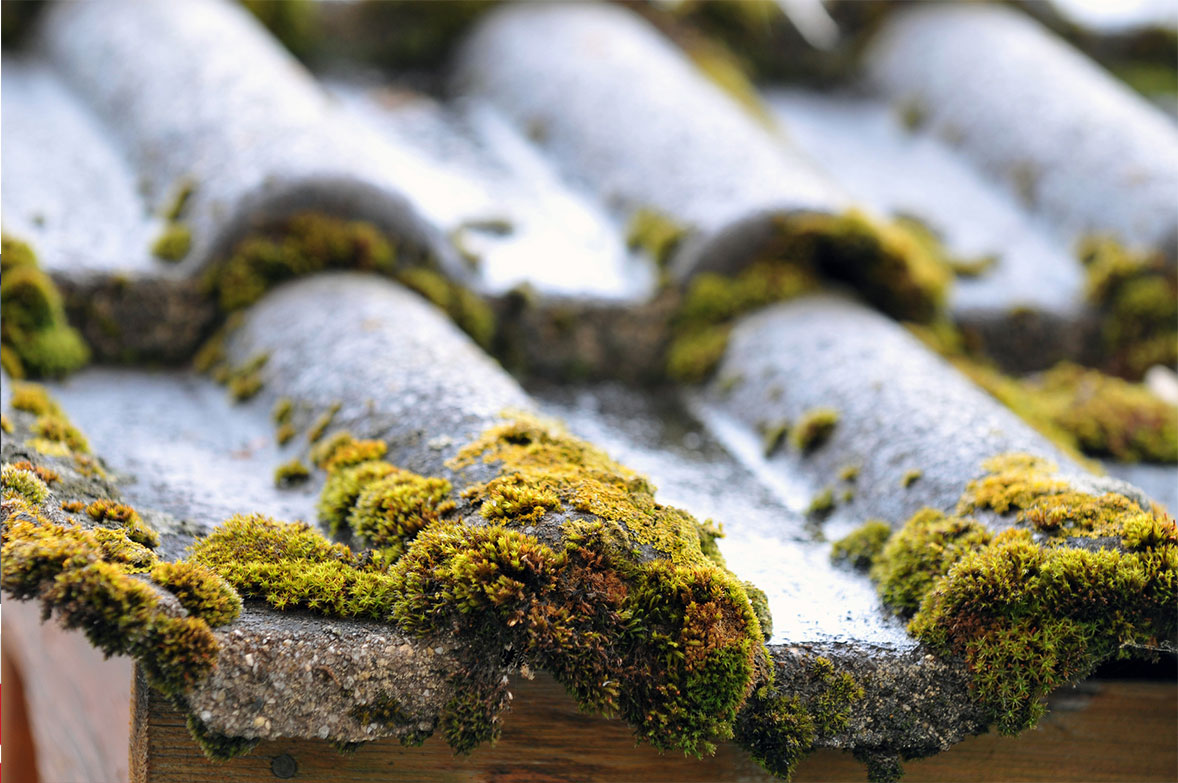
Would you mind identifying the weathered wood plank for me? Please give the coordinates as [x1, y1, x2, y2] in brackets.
[4, 607, 1174, 782]
[133, 666, 1177, 783]
[3, 599, 132, 783]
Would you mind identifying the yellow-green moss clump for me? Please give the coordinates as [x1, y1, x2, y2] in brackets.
[901, 469, 922, 488]
[841, 453, 1176, 734]
[805, 488, 835, 519]
[194, 414, 771, 758]
[626, 207, 687, 270]
[668, 259, 816, 383]
[9, 382, 104, 479]
[2, 463, 51, 505]
[1079, 236, 1177, 379]
[735, 655, 863, 780]
[909, 324, 1177, 464]
[830, 519, 890, 571]
[2, 459, 238, 703]
[150, 561, 242, 626]
[1, 233, 89, 378]
[791, 408, 839, 453]
[274, 459, 311, 488]
[151, 223, 192, 262]
[85, 499, 160, 549]
[210, 213, 396, 311]
[208, 212, 494, 349]
[761, 419, 790, 458]
[666, 209, 954, 383]
[307, 404, 342, 445]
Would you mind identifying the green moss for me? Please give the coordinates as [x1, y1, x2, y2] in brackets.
[350, 471, 456, 559]
[210, 212, 396, 312]
[186, 713, 259, 762]
[2, 463, 51, 505]
[901, 469, 922, 488]
[838, 464, 860, 483]
[761, 420, 790, 458]
[667, 260, 814, 383]
[89, 527, 157, 569]
[151, 223, 192, 262]
[8, 459, 61, 486]
[275, 423, 296, 446]
[10, 381, 59, 416]
[805, 488, 835, 519]
[1, 414, 13, 434]
[448, 414, 729, 569]
[221, 352, 268, 402]
[194, 413, 770, 758]
[324, 439, 388, 472]
[10, 385, 107, 479]
[150, 561, 242, 626]
[734, 655, 863, 780]
[393, 519, 765, 756]
[687, 39, 777, 127]
[666, 325, 733, 384]
[274, 459, 311, 488]
[0, 233, 89, 378]
[208, 212, 497, 349]
[830, 520, 891, 571]
[440, 680, 508, 755]
[870, 509, 993, 616]
[271, 397, 294, 426]
[1029, 363, 1176, 463]
[473, 474, 560, 523]
[319, 459, 400, 535]
[32, 414, 90, 453]
[863, 454, 1176, 734]
[664, 208, 957, 383]
[309, 430, 356, 468]
[626, 207, 687, 269]
[1079, 236, 1177, 379]
[891, 215, 996, 281]
[188, 514, 401, 618]
[947, 254, 998, 279]
[85, 499, 160, 549]
[307, 403, 342, 445]
[791, 408, 839, 453]
[160, 178, 196, 222]
[694, 518, 727, 567]
[781, 210, 951, 323]
[2, 517, 218, 698]
[744, 581, 773, 641]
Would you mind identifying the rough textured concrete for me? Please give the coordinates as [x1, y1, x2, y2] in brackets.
[866, 3, 1178, 258]
[455, 1, 849, 280]
[3, 0, 1174, 773]
[530, 382, 989, 760]
[0, 370, 473, 744]
[222, 274, 530, 479]
[768, 89, 1100, 372]
[37, 0, 450, 278]
[698, 293, 1152, 541]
